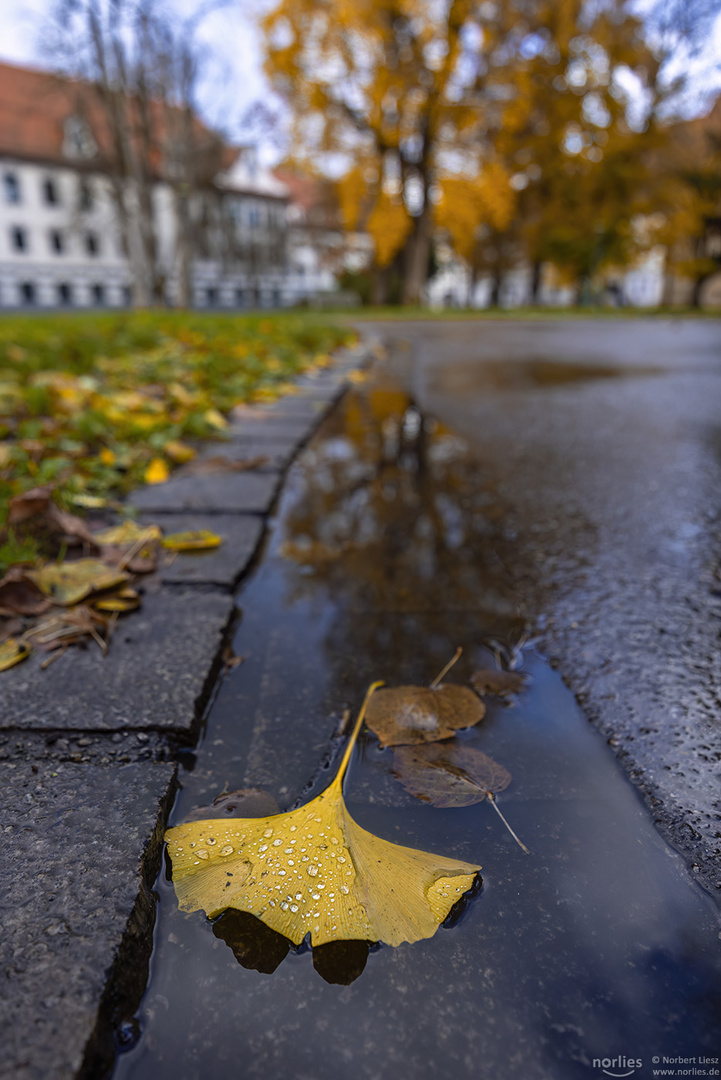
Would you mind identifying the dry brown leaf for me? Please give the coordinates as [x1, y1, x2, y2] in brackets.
[24, 605, 110, 655]
[394, 742, 510, 808]
[166, 683, 481, 947]
[0, 568, 52, 616]
[365, 684, 485, 747]
[6, 485, 97, 548]
[470, 668, 528, 699]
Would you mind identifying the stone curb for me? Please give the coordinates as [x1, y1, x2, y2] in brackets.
[0, 337, 376, 1080]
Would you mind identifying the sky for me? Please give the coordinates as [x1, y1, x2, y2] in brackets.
[1, 0, 720, 157]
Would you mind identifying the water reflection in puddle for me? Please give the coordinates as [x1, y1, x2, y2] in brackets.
[114, 375, 721, 1080]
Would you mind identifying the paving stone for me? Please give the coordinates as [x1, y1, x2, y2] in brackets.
[141, 513, 265, 587]
[129, 470, 280, 514]
[193, 437, 298, 470]
[0, 759, 175, 1080]
[0, 589, 234, 733]
[226, 414, 318, 441]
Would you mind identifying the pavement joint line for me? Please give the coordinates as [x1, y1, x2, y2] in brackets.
[0, 337, 378, 1080]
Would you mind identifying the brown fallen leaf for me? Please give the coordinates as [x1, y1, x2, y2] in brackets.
[166, 683, 481, 947]
[222, 645, 244, 671]
[394, 742, 529, 854]
[6, 485, 97, 549]
[470, 668, 528, 699]
[365, 685, 485, 747]
[0, 568, 52, 616]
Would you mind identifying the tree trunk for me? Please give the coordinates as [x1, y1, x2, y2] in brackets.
[401, 206, 432, 306]
[371, 266, 389, 305]
[691, 273, 710, 309]
[529, 261, 543, 305]
[490, 268, 502, 308]
[174, 191, 193, 308]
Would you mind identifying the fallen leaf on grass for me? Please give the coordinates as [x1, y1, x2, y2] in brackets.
[27, 559, 129, 606]
[470, 668, 528, 699]
[144, 458, 169, 485]
[5, 485, 97, 549]
[394, 742, 529, 854]
[0, 637, 31, 671]
[166, 683, 481, 947]
[394, 743, 510, 808]
[161, 530, 222, 551]
[365, 685, 485, 747]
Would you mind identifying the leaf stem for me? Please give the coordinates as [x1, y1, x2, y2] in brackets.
[486, 792, 530, 855]
[333, 681, 385, 790]
[430, 646, 462, 689]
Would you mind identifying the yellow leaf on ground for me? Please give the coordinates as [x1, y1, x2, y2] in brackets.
[93, 587, 140, 613]
[0, 638, 31, 672]
[99, 448, 116, 466]
[166, 684, 481, 948]
[93, 521, 162, 546]
[203, 408, 227, 430]
[27, 559, 129, 606]
[161, 530, 222, 551]
[145, 458, 169, 485]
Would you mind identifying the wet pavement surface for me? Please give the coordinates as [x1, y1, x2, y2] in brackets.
[113, 329, 721, 1080]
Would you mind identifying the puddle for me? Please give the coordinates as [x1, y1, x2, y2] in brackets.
[113, 375, 721, 1080]
[427, 357, 662, 396]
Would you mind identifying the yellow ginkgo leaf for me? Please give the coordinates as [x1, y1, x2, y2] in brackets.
[0, 638, 31, 672]
[166, 684, 481, 948]
[161, 530, 222, 551]
[144, 458, 169, 485]
[27, 559, 129, 606]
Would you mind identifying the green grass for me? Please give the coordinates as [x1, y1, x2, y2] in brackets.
[0, 310, 354, 569]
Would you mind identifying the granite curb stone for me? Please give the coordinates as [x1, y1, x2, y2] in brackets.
[0, 760, 175, 1080]
[0, 337, 374, 1078]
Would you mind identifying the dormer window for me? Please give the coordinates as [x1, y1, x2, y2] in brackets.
[63, 115, 97, 160]
[43, 177, 59, 205]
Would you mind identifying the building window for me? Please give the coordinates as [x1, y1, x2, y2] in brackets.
[11, 226, 27, 252]
[235, 287, 245, 308]
[4, 172, 20, 204]
[85, 232, 99, 256]
[122, 285, 132, 306]
[206, 286, 219, 307]
[91, 283, 105, 306]
[43, 177, 59, 205]
[78, 180, 93, 212]
[57, 282, 73, 306]
[49, 229, 65, 255]
[20, 282, 35, 305]
[248, 205, 260, 228]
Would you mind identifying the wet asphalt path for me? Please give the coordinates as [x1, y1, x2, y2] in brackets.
[362, 317, 721, 898]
